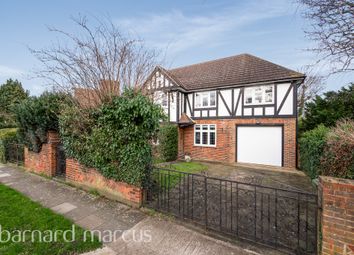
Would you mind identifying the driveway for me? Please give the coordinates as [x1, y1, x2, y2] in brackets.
[199, 162, 315, 193]
[148, 161, 318, 254]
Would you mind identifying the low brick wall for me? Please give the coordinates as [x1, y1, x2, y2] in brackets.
[66, 158, 143, 207]
[319, 176, 354, 255]
[24, 131, 60, 177]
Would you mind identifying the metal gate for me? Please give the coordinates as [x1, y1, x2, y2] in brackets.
[145, 168, 318, 254]
[55, 144, 66, 177]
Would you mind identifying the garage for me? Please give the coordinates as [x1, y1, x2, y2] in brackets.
[236, 125, 283, 167]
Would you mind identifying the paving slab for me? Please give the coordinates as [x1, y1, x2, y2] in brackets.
[81, 246, 116, 255]
[0, 173, 11, 178]
[77, 214, 105, 230]
[51, 202, 77, 214]
[108, 217, 258, 255]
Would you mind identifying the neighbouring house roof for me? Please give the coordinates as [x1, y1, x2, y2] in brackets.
[74, 80, 119, 108]
[165, 53, 304, 90]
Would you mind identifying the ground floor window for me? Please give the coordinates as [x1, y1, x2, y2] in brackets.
[194, 124, 216, 146]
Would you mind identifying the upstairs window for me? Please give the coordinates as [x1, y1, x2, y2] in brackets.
[195, 91, 216, 108]
[244, 85, 274, 105]
[162, 93, 168, 107]
[194, 124, 216, 147]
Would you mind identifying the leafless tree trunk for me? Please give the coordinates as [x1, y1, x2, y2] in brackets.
[298, 0, 354, 74]
[297, 65, 325, 117]
[30, 15, 159, 108]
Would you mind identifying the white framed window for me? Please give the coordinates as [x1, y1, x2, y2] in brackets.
[194, 124, 216, 147]
[161, 92, 168, 107]
[244, 85, 274, 105]
[195, 91, 216, 108]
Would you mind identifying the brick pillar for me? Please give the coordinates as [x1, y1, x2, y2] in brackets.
[319, 176, 354, 255]
[24, 131, 60, 177]
[47, 131, 60, 176]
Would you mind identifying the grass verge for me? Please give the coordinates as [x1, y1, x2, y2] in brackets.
[0, 184, 102, 255]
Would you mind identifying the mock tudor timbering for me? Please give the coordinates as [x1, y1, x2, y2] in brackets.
[145, 53, 305, 168]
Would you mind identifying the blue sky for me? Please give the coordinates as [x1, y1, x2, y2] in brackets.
[0, 0, 352, 95]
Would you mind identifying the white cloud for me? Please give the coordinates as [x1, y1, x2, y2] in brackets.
[116, 0, 291, 56]
[0, 65, 25, 77]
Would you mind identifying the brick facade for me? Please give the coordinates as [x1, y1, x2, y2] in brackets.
[319, 176, 354, 255]
[178, 118, 296, 168]
[66, 158, 143, 207]
[24, 131, 60, 177]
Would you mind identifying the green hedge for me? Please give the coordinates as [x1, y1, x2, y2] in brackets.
[0, 128, 18, 163]
[59, 89, 165, 187]
[158, 124, 178, 162]
[15, 92, 69, 152]
[320, 120, 354, 179]
[299, 124, 329, 179]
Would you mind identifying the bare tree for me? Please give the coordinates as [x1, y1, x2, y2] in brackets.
[298, 65, 325, 117]
[31, 16, 158, 107]
[298, 0, 354, 73]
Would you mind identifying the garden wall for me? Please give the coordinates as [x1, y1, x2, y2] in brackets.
[66, 158, 143, 207]
[24, 131, 60, 177]
[319, 176, 354, 255]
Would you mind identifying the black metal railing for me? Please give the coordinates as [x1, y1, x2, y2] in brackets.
[145, 167, 318, 254]
[3, 143, 24, 165]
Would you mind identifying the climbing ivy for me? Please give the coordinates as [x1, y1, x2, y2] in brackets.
[59, 89, 165, 187]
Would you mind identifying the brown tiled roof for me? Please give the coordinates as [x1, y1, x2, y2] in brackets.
[167, 54, 304, 90]
[178, 113, 195, 127]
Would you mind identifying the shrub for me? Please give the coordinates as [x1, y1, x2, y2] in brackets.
[299, 124, 329, 179]
[158, 124, 178, 162]
[301, 84, 354, 133]
[15, 92, 69, 152]
[320, 119, 354, 179]
[59, 89, 165, 187]
[0, 128, 18, 163]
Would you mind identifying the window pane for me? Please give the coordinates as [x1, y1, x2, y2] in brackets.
[210, 92, 216, 106]
[195, 125, 200, 130]
[264, 86, 273, 103]
[254, 87, 262, 103]
[162, 93, 168, 106]
[209, 125, 215, 130]
[202, 94, 208, 107]
[209, 132, 215, 145]
[195, 93, 201, 107]
[245, 89, 252, 104]
[195, 132, 200, 144]
[202, 125, 208, 130]
[202, 132, 208, 144]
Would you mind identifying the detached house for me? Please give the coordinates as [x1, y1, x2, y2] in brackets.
[145, 54, 304, 168]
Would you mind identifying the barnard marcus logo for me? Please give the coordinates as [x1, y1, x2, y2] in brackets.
[0, 225, 152, 244]
[0, 225, 76, 243]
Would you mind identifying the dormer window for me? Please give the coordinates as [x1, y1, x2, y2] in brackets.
[195, 91, 216, 108]
[244, 85, 274, 105]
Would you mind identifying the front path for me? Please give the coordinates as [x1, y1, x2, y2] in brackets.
[0, 164, 284, 255]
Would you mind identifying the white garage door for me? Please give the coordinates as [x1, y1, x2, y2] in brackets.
[237, 126, 282, 167]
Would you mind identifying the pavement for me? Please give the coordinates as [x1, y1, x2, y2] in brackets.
[0, 164, 285, 255]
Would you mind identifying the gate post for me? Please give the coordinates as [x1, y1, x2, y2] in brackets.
[318, 176, 354, 255]
[47, 131, 60, 177]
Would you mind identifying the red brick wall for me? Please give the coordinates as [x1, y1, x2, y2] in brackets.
[178, 118, 296, 168]
[319, 176, 354, 255]
[24, 131, 60, 177]
[66, 158, 143, 207]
